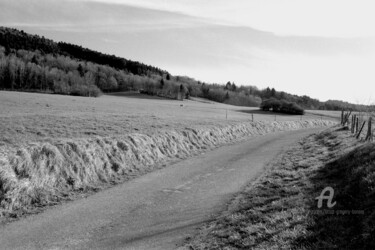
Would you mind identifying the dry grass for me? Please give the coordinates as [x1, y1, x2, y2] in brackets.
[0, 91, 337, 146]
[183, 126, 375, 250]
[0, 91, 336, 220]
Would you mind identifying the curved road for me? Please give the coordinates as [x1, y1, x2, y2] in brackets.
[0, 128, 324, 250]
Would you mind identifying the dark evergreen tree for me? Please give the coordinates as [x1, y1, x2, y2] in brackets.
[77, 64, 84, 77]
[271, 88, 276, 97]
[225, 81, 231, 90]
[231, 83, 237, 91]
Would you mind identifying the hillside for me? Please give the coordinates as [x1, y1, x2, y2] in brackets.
[0, 27, 263, 106]
[0, 27, 167, 77]
[0, 26, 373, 111]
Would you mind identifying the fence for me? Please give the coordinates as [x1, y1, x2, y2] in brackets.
[341, 110, 373, 141]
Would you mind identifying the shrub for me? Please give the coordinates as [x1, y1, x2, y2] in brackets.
[261, 98, 281, 112]
[261, 98, 304, 115]
[70, 84, 102, 97]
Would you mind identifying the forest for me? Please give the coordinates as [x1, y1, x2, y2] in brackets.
[0, 26, 372, 111]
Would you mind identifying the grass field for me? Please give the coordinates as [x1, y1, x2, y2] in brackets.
[306, 109, 374, 122]
[0, 91, 336, 220]
[305, 110, 342, 119]
[184, 126, 375, 249]
[0, 91, 338, 146]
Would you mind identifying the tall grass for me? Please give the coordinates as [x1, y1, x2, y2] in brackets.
[0, 120, 334, 217]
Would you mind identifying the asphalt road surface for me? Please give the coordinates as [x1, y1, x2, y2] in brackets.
[0, 127, 325, 250]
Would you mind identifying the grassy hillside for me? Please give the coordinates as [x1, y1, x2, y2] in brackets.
[183, 126, 375, 249]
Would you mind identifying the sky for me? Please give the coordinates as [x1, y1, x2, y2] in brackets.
[0, 0, 374, 103]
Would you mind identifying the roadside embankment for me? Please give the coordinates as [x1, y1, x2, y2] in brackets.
[0, 120, 335, 219]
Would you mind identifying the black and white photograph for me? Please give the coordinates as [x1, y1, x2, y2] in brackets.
[0, 0, 374, 249]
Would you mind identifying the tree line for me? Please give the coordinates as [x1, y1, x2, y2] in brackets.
[0, 27, 167, 77]
[0, 27, 262, 106]
[0, 26, 373, 111]
[0, 45, 262, 106]
[254, 86, 374, 111]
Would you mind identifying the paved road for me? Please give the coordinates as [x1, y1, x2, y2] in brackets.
[0, 128, 325, 250]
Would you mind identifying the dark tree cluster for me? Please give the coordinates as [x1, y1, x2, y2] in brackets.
[322, 100, 373, 111]
[0, 27, 167, 77]
[256, 87, 320, 110]
[249, 86, 371, 112]
[261, 98, 305, 115]
[58, 42, 167, 76]
[0, 27, 59, 55]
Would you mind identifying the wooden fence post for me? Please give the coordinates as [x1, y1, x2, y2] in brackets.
[351, 115, 355, 133]
[341, 110, 344, 125]
[343, 111, 352, 126]
[366, 117, 373, 141]
[356, 121, 366, 139]
[356, 117, 359, 133]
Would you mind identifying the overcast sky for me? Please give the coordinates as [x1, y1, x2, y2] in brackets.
[1, 0, 374, 103]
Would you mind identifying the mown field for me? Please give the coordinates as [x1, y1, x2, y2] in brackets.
[0, 91, 337, 146]
[305, 109, 342, 119]
[306, 109, 373, 122]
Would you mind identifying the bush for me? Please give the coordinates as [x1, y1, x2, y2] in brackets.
[283, 102, 304, 115]
[70, 84, 102, 97]
[261, 98, 281, 112]
[261, 98, 304, 115]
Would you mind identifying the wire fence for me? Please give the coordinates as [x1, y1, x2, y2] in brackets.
[341, 110, 374, 141]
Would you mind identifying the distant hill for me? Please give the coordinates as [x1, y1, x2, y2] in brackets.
[0, 27, 167, 77]
[0, 26, 373, 111]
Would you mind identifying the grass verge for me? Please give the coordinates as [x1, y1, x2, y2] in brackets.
[0, 120, 334, 222]
[183, 126, 375, 249]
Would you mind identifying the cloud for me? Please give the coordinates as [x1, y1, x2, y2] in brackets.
[88, 0, 375, 38]
[2, 0, 372, 57]
[0, 0, 210, 32]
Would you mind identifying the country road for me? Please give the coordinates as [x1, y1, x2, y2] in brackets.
[0, 127, 325, 250]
